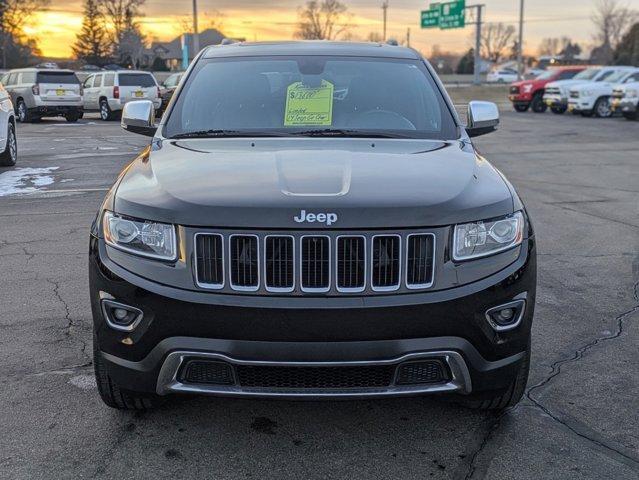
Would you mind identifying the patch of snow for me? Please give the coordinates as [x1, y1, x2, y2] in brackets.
[0, 167, 59, 196]
[69, 374, 97, 390]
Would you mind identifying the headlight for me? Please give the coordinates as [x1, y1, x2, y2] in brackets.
[103, 211, 177, 260]
[582, 90, 594, 97]
[453, 211, 524, 261]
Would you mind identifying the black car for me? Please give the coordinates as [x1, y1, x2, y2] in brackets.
[90, 42, 536, 411]
[157, 72, 183, 115]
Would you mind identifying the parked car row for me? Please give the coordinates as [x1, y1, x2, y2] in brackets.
[0, 67, 184, 123]
[509, 65, 639, 120]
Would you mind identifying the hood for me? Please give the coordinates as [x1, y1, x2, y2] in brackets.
[546, 79, 592, 90]
[114, 138, 513, 229]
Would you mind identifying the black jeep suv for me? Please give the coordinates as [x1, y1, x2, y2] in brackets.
[90, 42, 535, 410]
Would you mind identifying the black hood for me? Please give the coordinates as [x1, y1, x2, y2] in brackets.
[114, 138, 513, 229]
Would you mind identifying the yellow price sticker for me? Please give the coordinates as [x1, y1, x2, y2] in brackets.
[284, 80, 334, 126]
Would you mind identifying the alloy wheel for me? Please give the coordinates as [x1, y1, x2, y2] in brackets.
[8, 127, 17, 162]
[100, 102, 109, 121]
[597, 99, 611, 118]
[18, 103, 26, 122]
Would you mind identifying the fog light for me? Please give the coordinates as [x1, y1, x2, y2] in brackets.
[485, 300, 525, 331]
[113, 308, 129, 321]
[101, 299, 143, 332]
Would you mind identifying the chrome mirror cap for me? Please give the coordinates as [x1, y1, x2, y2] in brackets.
[121, 100, 157, 137]
[466, 101, 500, 138]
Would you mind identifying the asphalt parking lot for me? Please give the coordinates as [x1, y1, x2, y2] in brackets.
[0, 111, 638, 479]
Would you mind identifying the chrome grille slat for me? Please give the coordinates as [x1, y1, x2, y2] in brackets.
[301, 236, 330, 292]
[406, 234, 435, 289]
[372, 235, 401, 291]
[194, 233, 224, 289]
[229, 235, 259, 291]
[265, 236, 294, 292]
[336, 236, 366, 292]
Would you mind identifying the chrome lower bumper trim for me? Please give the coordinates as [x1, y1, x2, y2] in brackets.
[156, 350, 472, 398]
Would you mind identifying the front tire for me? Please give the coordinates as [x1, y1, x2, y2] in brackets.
[0, 123, 17, 166]
[513, 104, 529, 112]
[550, 106, 566, 114]
[93, 335, 158, 410]
[622, 110, 637, 121]
[594, 96, 612, 118]
[65, 111, 80, 123]
[99, 99, 115, 121]
[16, 100, 31, 123]
[530, 93, 547, 113]
[454, 341, 530, 411]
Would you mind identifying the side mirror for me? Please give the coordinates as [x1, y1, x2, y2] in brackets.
[466, 101, 500, 138]
[121, 100, 157, 137]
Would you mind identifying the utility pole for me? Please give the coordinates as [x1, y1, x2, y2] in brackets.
[406, 27, 411, 48]
[517, 0, 524, 80]
[192, 0, 200, 60]
[382, 1, 388, 41]
[471, 5, 484, 86]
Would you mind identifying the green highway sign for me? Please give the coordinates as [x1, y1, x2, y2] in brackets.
[439, 0, 465, 29]
[420, 1, 465, 30]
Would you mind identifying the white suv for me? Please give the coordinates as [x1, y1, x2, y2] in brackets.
[0, 83, 17, 166]
[82, 71, 160, 121]
[568, 67, 639, 117]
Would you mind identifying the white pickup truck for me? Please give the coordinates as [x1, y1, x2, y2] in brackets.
[568, 67, 639, 117]
[611, 77, 639, 120]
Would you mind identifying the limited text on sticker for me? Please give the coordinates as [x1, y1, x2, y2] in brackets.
[284, 80, 334, 126]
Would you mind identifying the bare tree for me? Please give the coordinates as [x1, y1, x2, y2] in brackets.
[366, 31, 383, 43]
[1, 0, 49, 68]
[480, 23, 516, 63]
[295, 0, 352, 40]
[97, 0, 145, 46]
[592, 0, 637, 50]
[179, 9, 225, 34]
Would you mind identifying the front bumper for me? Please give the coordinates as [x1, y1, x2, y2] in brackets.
[90, 234, 536, 398]
[568, 98, 594, 112]
[611, 97, 638, 113]
[543, 94, 566, 108]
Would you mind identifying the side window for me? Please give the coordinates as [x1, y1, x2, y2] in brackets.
[6, 73, 17, 85]
[597, 70, 615, 81]
[559, 70, 576, 80]
[0, 74, 8, 85]
[22, 72, 36, 83]
[103, 74, 114, 87]
[15, 73, 23, 85]
[83, 76, 94, 88]
[94, 75, 103, 87]
[625, 73, 639, 83]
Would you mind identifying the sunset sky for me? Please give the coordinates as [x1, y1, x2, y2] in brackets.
[26, 0, 599, 59]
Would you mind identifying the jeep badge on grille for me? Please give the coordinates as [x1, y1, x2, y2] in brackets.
[294, 210, 338, 226]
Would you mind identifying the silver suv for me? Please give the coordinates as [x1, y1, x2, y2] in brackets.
[1, 68, 83, 123]
[82, 70, 161, 121]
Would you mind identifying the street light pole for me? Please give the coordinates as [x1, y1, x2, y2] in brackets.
[382, 1, 388, 41]
[517, 0, 524, 80]
[192, 0, 200, 59]
[473, 4, 483, 86]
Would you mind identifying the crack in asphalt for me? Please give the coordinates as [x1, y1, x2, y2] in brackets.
[549, 203, 639, 230]
[45, 278, 92, 365]
[462, 281, 639, 478]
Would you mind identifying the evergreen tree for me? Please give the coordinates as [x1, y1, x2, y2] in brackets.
[613, 23, 639, 66]
[72, 0, 110, 66]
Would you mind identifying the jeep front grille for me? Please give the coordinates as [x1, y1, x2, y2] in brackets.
[336, 236, 365, 292]
[194, 231, 436, 295]
[406, 234, 435, 288]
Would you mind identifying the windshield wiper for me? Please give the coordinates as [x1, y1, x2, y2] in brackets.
[171, 130, 290, 139]
[291, 129, 412, 139]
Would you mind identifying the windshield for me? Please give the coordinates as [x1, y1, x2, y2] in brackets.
[164, 56, 457, 140]
[37, 72, 79, 84]
[119, 74, 156, 87]
[603, 70, 629, 83]
[573, 68, 600, 81]
[535, 70, 556, 80]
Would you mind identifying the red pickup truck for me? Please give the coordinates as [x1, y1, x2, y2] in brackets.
[509, 67, 586, 113]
